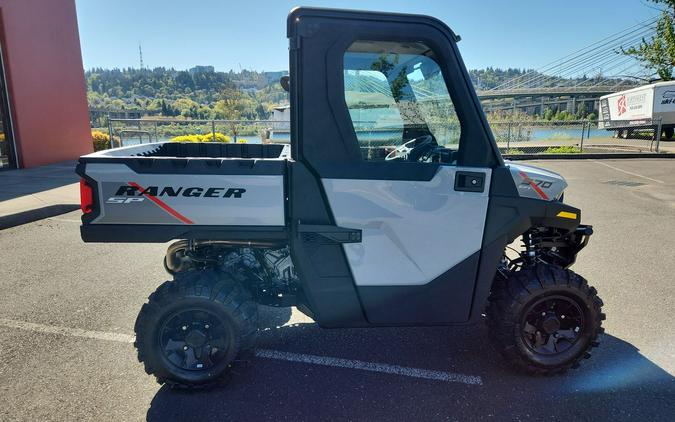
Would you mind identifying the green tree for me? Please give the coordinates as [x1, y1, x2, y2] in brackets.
[622, 1, 675, 80]
[543, 107, 555, 120]
[370, 54, 409, 101]
[576, 102, 587, 118]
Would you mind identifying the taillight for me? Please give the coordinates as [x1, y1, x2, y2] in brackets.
[80, 179, 94, 214]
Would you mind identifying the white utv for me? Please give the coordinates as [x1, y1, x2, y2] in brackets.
[77, 7, 604, 388]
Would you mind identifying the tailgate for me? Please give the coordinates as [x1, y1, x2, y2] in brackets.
[77, 157, 287, 242]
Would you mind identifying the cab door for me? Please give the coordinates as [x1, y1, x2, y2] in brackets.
[288, 8, 501, 325]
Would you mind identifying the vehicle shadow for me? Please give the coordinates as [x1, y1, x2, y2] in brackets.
[146, 307, 674, 422]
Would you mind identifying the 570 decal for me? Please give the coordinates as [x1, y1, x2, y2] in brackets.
[519, 178, 553, 189]
[518, 171, 552, 200]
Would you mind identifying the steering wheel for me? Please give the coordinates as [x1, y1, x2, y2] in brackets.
[385, 135, 435, 161]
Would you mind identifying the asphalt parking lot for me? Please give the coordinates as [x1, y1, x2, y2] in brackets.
[0, 159, 674, 421]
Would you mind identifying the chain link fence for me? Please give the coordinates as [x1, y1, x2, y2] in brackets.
[491, 119, 668, 156]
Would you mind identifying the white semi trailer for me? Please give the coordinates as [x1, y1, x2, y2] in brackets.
[599, 80, 675, 139]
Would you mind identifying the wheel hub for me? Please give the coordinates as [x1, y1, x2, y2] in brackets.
[159, 309, 229, 371]
[521, 295, 585, 355]
[541, 315, 561, 334]
[185, 329, 207, 348]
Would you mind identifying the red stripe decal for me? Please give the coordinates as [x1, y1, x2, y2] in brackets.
[519, 171, 549, 200]
[128, 182, 194, 224]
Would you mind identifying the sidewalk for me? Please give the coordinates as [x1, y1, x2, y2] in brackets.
[0, 161, 80, 229]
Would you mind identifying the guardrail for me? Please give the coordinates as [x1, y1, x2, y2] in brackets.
[106, 118, 286, 147]
[101, 117, 671, 156]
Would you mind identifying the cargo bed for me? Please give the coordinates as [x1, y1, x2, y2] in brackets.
[82, 141, 290, 159]
[76, 142, 291, 243]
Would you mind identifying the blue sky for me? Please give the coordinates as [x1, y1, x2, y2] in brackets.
[75, 0, 660, 72]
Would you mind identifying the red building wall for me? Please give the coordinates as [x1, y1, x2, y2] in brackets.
[0, 0, 92, 168]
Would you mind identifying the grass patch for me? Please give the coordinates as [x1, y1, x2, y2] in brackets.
[543, 145, 581, 154]
[503, 149, 526, 154]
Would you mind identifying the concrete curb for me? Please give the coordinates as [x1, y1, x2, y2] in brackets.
[504, 153, 675, 160]
[0, 204, 80, 230]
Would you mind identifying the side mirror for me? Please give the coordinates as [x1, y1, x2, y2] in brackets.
[280, 75, 290, 92]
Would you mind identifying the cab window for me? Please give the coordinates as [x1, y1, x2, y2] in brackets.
[343, 40, 461, 164]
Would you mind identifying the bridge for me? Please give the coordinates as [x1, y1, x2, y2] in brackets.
[473, 16, 659, 115]
[476, 87, 617, 100]
[476, 87, 618, 115]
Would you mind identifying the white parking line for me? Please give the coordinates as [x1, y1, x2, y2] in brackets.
[255, 349, 483, 386]
[591, 160, 665, 184]
[0, 318, 483, 386]
[0, 318, 135, 343]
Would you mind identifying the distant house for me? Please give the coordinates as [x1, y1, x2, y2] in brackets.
[267, 105, 290, 143]
[272, 105, 290, 130]
[189, 65, 215, 75]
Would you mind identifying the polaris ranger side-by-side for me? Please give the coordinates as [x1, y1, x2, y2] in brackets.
[77, 8, 604, 387]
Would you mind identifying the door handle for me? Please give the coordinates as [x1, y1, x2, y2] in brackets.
[454, 171, 485, 192]
[297, 223, 362, 243]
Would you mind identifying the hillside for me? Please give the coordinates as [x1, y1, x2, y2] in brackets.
[86, 67, 288, 120]
[85, 66, 619, 120]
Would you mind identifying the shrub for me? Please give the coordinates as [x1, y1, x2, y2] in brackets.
[171, 134, 201, 143]
[210, 133, 232, 143]
[92, 130, 111, 151]
[504, 148, 526, 154]
[543, 145, 581, 154]
[171, 132, 232, 143]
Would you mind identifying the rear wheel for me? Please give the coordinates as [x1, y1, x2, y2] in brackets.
[486, 264, 604, 375]
[134, 268, 258, 388]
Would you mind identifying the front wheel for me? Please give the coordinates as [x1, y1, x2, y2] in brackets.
[134, 268, 258, 388]
[486, 264, 604, 375]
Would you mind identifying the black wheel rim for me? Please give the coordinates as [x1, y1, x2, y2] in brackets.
[521, 295, 585, 355]
[159, 309, 230, 371]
